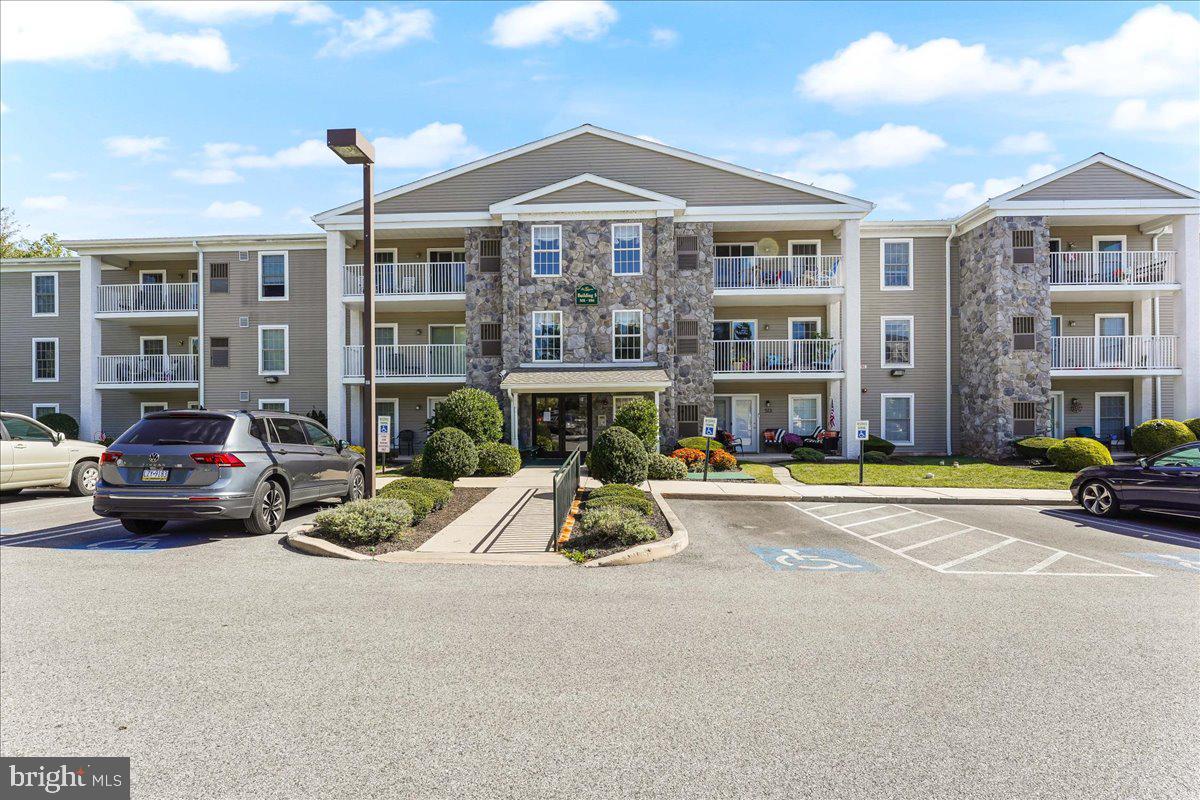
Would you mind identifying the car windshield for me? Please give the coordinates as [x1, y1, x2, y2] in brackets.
[115, 416, 234, 446]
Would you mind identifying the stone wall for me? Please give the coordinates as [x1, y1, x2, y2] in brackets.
[662, 221, 715, 445]
[463, 226, 508, 437]
[955, 215, 1053, 459]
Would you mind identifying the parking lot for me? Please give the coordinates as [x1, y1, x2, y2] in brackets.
[1, 493, 1197, 799]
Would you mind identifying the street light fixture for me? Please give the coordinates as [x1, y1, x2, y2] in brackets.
[327, 128, 377, 498]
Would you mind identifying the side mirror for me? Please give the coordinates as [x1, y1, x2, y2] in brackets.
[53, 431, 66, 444]
[336, 439, 348, 453]
[1136, 457, 1148, 468]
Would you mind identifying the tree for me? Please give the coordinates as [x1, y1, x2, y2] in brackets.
[0, 207, 69, 259]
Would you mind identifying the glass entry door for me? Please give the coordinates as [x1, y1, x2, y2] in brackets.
[532, 394, 592, 458]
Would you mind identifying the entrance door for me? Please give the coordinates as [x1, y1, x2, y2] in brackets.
[429, 324, 466, 375]
[731, 395, 758, 453]
[1094, 236, 1125, 282]
[532, 394, 593, 458]
[1096, 314, 1128, 367]
[1049, 391, 1064, 439]
[1096, 393, 1129, 444]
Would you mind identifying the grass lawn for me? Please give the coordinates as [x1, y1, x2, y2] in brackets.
[786, 456, 1074, 489]
[739, 462, 780, 484]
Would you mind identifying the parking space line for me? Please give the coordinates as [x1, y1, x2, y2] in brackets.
[896, 528, 970, 552]
[819, 505, 887, 520]
[935, 538, 1016, 570]
[843, 510, 916, 528]
[1, 519, 116, 540]
[1024, 550, 1070, 574]
[864, 518, 936, 539]
[0, 522, 122, 545]
[798, 503, 835, 512]
[1040, 509, 1200, 548]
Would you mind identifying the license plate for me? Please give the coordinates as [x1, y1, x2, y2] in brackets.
[141, 468, 170, 482]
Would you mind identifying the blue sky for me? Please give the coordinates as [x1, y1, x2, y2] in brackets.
[2, 0, 1198, 239]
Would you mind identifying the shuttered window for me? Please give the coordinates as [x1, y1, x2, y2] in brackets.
[1012, 230, 1035, 265]
[480, 323, 501, 357]
[479, 239, 501, 273]
[209, 263, 229, 293]
[1012, 316, 1035, 351]
[676, 318, 699, 355]
[677, 404, 699, 438]
[1013, 401, 1037, 437]
[210, 337, 230, 367]
[676, 235, 698, 270]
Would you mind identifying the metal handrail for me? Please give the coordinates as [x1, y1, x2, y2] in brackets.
[551, 450, 581, 552]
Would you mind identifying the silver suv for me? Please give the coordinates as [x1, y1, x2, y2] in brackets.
[93, 410, 366, 536]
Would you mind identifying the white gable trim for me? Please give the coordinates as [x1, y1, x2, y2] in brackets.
[489, 173, 685, 214]
[994, 153, 1199, 204]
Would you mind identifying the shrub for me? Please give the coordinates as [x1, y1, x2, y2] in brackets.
[314, 498, 412, 546]
[420, 428, 478, 481]
[676, 436, 724, 451]
[579, 506, 658, 546]
[35, 412, 78, 440]
[1130, 418, 1196, 456]
[589, 426, 648, 485]
[589, 483, 646, 500]
[863, 435, 895, 455]
[1184, 418, 1200, 440]
[476, 442, 521, 476]
[584, 492, 653, 517]
[376, 486, 434, 521]
[670, 448, 707, 470]
[406, 454, 423, 476]
[1047, 437, 1113, 471]
[708, 449, 738, 471]
[384, 477, 454, 508]
[863, 451, 888, 464]
[1015, 436, 1061, 460]
[791, 447, 825, 463]
[305, 408, 328, 427]
[430, 388, 503, 444]
[613, 398, 659, 452]
[647, 452, 688, 480]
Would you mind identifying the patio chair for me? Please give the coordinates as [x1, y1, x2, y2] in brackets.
[395, 429, 415, 456]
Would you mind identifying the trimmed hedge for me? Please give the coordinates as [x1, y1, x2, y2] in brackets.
[1184, 418, 1200, 440]
[36, 412, 79, 440]
[589, 483, 646, 500]
[421, 428, 478, 480]
[579, 506, 657, 546]
[863, 451, 888, 464]
[676, 436, 724, 451]
[589, 426, 648, 485]
[1015, 436, 1062, 460]
[383, 477, 454, 508]
[791, 447, 825, 463]
[1047, 437, 1113, 471]
[476, 442, 522, 476]
[314, 498, 412, 546]
[647, 452, 688, 480]
[863, 435, 895, 455]
[430, 388, 503, 444]
[1130, 418, 1196, 456]
[584, 492, 653, 517]
[613, 398, 659, 453]
[708, 449, 738, 471]
[377, 486, 434, 522]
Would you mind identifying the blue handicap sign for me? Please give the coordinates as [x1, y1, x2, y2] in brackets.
[752, 546, 880, 572]
[1125, 552, 1200, 574]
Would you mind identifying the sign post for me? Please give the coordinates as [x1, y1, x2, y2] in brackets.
[701, 416, 718, 482]
[376, 415, 392, 475]
[854, 420, 870, 485]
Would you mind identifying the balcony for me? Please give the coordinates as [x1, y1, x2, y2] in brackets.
[96, 355, 199, 388]
[343, 262, 466, 309]
[1051, 335, 1180, 376]
[713, 255, 843, 306]
[96, 283, 198, 316]
[1049, 251, 1178, 301]
[713, 338, 844, 379]
[343, 344, 467, 383]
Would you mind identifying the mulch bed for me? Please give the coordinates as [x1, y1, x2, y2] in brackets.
[561, 491, 673, 560]
[324, 487, 492, 556]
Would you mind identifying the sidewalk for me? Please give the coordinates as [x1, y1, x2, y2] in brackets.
[646, 479, 1073, 505]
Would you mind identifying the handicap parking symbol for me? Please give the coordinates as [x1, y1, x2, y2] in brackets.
[752, 546, 880, 573]
[1125, 552, 1200, 574]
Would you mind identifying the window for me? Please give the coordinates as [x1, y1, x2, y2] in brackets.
[1152, 444, 1200, 467]
[187, 401, 201, 410]
[1095, 392, 1129, 442]
[713, 320, 756, 340]
[613, 396, 639, 417]
[880, 239, 913, 290]
[374, 248, 398, 265]
[880, 316, 914, 368]
[480, 323, 501, 357]
[210, 337, 230, 367]
[258, 325, 289, 375]
[428, 248, 464, 263]
[788, 395, 822, 436]
[259, 399, 290, 412]
[3, 417, 54, 441]
[1012, 230, 1035, 265]
[789, 240, 821, 258]
[479, 238, 501, 273]
[427, 396, 449, 421]
[209, 263, 229, 293]
[612, 223, 642, 275]
[789, 318, 821, 340]
[302, 420, 337, 449]
[676, 235, 699, 270]
[32, 403, 59, 419]
[675, 318, 699, 355]
[1012, 316, 1035, 351]
[269, 417, 308, 446]
[532, 225, 561, 277]
[32, 338, 58, 382]
[258, 252, 288, 300]
[140, 402, 169, 417]
[612, 310, 643, 361]
[677, 404, 699, 438]
[714, 243, 755, 258]
[532, 311, 562, 362]
[32, 273, 58, 316]
[881, 393, 915, 446]
[140, 336, 166, 356]
[1012, 401, 1037, 437]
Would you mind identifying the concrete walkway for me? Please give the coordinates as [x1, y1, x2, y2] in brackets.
[646, 479, 1073, 505]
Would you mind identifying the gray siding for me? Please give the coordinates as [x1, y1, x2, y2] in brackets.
[948, 242, 961, 454]
[714, 305, 829, 336]
[535, 182, 651, 203]
[1051, 377, 1136, 435]
[1013, 163, 1187, 201]
[713, 380, 831, 445]
[100, 262, 195, 284]
[1048, 225, 1153, 252]
[348, 236, 465, 263]
[0, 268, 82, 422]
[713, 229, 842, 255]
[100, 390, 198, 440]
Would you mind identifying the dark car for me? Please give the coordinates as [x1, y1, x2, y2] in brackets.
[94, 410, 366, 536]
[1070, 442, 1200, 519]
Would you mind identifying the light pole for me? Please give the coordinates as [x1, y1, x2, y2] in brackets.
[327, 128, 377, 497]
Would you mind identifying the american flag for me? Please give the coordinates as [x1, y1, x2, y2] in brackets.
[828, 399, 837, 430]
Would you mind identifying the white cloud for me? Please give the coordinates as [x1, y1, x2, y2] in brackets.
[105, 135, 170, 159]
[48, 171, 82, 181]
[874, 193, 914, 214]
[203, 200, 262, 219]
[490, 1, 616, 48]
[1, 1, 234, 72]
[773, 170, 856, 195]
[317, 7, 434, 57]
[233, 139, 341, 169]
[142, 1, 335, 25]
[753, 124, 946, 171]
[650, 27, 678, 47]
[1110, 98, 1200, 133]
[172, 167, 243, 185]
[22, 195, 69, 211]
[232, 123, 478, 170]
[940, 162, 1057, 213]
[994, 132, 1054, 155]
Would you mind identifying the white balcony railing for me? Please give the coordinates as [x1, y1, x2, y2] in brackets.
[714, 338, 842, 374]
[343, 344, 467, 379]
[97, 283, 198, 313]
[1051, 336, 1178, 371]
[1049, 251, 1176, 286]
[343, 262, 466, 297]
[714, 255, 842, 290]
[97, 355, 199, 384]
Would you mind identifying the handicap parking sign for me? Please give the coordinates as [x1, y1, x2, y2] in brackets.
[752, 546, 880, 572]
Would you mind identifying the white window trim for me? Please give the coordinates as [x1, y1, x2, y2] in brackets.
[612, 395, 639, 416]
[713, 242, 757, 257]
[1094, 312, 1129, 338]
[1050, 314, 1063, 336]
[258, 398, 291, 412]
[375, 323, 399, 346]
[880, 392, 916, 447]
[1094, 391, 1130, 436]
[31, 272, 59, 317]
[879, 238, 914, 291]
[788, 316, 822, 339]
[426, 247, 466, 262]
[787, 239, 822, 257]
[427, 323, 465, 345]
[1048, 237, 1062, 252]
[611, 222, 643, 276]
[139, 269, 166, 284]
[1091, 234, 1127, 251]
[374, 248, 399, 264]
[612, 309, 644, 362]
[139, 335, 168, 356]
[531, 224, 562, 278]
[880, 315, 915, 368]
[713, 319, 758, 340]
[531, 310, 563, 362]
[188, 269, 199, 283]
[32, 403, 60, 417]
[425, 396, 448, 422]
[140, 402, 169, 417]
[787, 393, 823, 436]
[188, 336, 200, 356]
[258, 251, 289, 301]
[258, 324, 290, 375]
[31, 337, 59, 382]
[1049, 390, 1065, 439]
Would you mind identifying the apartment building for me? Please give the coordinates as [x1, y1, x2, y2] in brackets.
[2, 126, 1196, 460]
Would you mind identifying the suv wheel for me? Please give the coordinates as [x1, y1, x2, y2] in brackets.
[245, 480, 286, 535]
[122, 519, 167, 535]
[343, 468, 365, 503]
[69, 461, 100, 496]
[1079, 480, 1119, 518]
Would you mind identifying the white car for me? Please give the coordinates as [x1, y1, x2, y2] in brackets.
[0, 412, 107, 496]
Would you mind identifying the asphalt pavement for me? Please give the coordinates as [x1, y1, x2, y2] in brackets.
[1, 492, 1196, 799]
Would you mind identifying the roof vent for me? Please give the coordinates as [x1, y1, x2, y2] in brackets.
[238, 251, 249, 262]
[239, 316, 249, 328]
[239, 390, 250, 402]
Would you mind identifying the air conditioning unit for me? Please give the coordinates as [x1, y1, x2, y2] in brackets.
[239, 316, 249, 328]
[239, 390, 250, 402]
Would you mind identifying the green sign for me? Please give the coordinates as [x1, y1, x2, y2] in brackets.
[574, 284, 598, 305]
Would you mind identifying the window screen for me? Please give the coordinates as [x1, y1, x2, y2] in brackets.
[209, 263, 229, 293]
[479, 239, 501, 273]
[1013, 401, 1037, 437]
[1012, 316, 1035, 351]
[480, 323, 501, 357]
[676, 318, 699, 355]
[1012, 230, 1035, 265]
[676, 235, 699, 270]
[677, 404, 699, 438]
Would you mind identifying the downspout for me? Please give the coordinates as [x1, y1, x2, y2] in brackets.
[193, 241, 205, 408]
[944, 223, 956, 454]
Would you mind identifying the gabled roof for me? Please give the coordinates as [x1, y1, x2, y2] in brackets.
[489, 173, 686, 215]
[993, 153, 1199, 204]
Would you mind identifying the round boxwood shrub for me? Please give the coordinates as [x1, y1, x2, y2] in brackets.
[613, 398, 659, 452]
[1015, 436, 1062, 460]
[1184, 418, 1200, 440]
[675, 436, 724, 451]
[588, 426, 648, 485]
[791, 447, 825, 463]
[476, 442, 522, 476]
[1130, 418, 1196, 456]
[421, 427, 478, 481]
[430, 387, 503, 444]
[863, 451, 888, 464]
[35, 412, 79, 440]
[376, 485, 434, 522]
[708, 449, 738, 471]
[1047, 437, 1113, 471]
[863, 435, 895, 455]
[313, 498, 412, 546]
[647, 452, 688, 480]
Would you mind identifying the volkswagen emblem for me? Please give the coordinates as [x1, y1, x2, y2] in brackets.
[148, 453, 160, 463]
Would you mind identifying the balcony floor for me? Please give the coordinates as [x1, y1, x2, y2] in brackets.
[1049, 284, 1180, 302]
[96, 382, 199, 390]
[714, 371, 845, 381]
[342, 293, 465, 311]
[714, 287, 842, 307]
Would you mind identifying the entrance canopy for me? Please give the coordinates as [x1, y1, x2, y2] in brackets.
[501, 366, 670, 394]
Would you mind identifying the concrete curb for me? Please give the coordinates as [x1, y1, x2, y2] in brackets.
[584, 491, 689, 567]
[285, 524, 374, 560]
[657, 491, 1074, 506]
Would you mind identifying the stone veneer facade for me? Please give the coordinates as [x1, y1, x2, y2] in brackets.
[955, 215, 1053, 460]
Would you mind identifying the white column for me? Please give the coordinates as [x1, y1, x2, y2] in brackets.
[349, 385, 363, 446]
[508, 390, 519, 447]
[839, 219, 862, 457]
[1172, 214, 1199, 419]
[326, 231, 348, 439]
[1135, 298, 1153, 422]
[78, 255, 103, 441]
